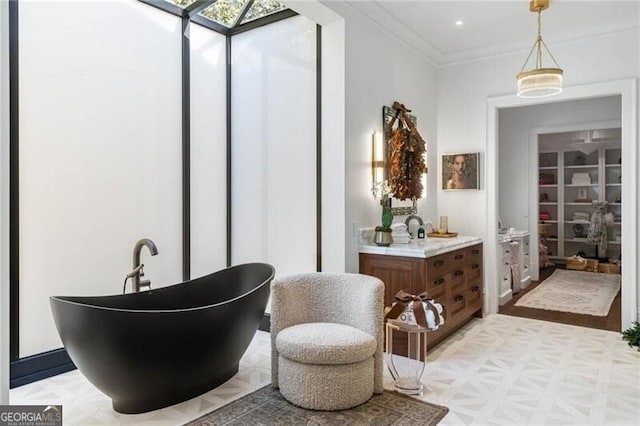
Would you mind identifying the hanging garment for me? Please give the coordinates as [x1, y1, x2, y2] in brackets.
[587, 201, 608, 252]
[509, 241, 521, 293]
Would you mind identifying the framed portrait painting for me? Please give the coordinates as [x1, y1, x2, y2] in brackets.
[442, 152, 479, 190]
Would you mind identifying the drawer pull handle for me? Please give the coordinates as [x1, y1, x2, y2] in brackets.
[505, 249, 510, 253]
[471, 286, 480, 292]
[472, 249, 480, 254]
[455, 254, 464, 260]
[434, 260, 445, 267]
[454, 295, 464, 302]
[472, 264, 480, 270]
[434, 278, 445, 286]
[454, 270, 464, 276]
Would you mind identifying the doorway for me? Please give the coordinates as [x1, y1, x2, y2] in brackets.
[485, 80, 637, 332]
[499, 124, 622, 331]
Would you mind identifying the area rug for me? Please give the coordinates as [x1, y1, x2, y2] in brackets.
[514, 269, 620, 316]
[184, 385, 449, 425]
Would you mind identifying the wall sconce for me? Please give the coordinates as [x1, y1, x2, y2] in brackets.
[371, 130, 385, 191]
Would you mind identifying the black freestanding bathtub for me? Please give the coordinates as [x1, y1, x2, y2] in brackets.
[50, 263, 274, 414]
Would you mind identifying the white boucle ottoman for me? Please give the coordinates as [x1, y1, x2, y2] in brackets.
[275, 322, 377, 410]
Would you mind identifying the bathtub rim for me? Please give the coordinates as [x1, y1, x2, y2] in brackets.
[49, 262, 274, 314]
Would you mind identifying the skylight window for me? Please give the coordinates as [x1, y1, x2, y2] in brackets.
[164, 0, 200, 8]
[241, 0, 286, 24]
[199, 0, 250, 28]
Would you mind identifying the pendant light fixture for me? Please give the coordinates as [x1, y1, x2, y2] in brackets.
[516, 0, 563, 98]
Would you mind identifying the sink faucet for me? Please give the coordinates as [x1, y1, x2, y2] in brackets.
[131, 238, 159, 292]
[405, 215, 424, 237]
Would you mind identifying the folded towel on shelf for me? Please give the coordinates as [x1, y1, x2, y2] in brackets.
[390, 223, 408, 231]
[391, 234, 411, 244]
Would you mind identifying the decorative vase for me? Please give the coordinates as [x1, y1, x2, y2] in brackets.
[374, 198, 394, 246]
[374, 230, 393, 246]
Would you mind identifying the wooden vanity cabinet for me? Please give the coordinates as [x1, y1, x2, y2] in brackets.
[360, 243, 483, 355]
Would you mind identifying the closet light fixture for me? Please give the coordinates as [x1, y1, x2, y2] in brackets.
[371, 130, 385, 190]
[516, 0, 563, 98]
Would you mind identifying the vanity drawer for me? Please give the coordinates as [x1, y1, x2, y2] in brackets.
[425, 274, 447, 299]
[450, 269, 466, 292]
[467, 261, 482, 283]
[447, 293, 466, 318]
[426, 252, 452, 276]
[466, 244, 483, 263]
[466, 283, 482, 309]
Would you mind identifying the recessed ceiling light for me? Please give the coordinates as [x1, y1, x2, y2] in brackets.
[455, 20, 464, 26]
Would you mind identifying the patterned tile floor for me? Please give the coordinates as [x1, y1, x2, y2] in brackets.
[11, 314, 640, 425]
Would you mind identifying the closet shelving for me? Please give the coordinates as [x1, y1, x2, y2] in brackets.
[538, 145, 622, 262]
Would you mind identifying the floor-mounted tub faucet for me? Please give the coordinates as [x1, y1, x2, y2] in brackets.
[131, 238, 159, 292]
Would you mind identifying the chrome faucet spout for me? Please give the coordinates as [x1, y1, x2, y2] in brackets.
[131, 239, 159, 292]
[405, 215, 424, 237]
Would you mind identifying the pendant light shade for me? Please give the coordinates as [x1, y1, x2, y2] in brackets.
[517, 0, 563, 98]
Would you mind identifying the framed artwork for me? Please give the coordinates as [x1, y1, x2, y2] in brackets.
[442, 152, 479, 190]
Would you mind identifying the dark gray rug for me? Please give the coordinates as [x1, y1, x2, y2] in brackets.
[185, 385, 449, 425]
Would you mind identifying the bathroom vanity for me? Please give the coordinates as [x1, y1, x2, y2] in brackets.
[359, 236, 483, 354]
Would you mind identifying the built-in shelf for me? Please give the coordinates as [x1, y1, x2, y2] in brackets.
[539, 142, 622, 264]
[608, 241, 621, 245]
[565, 165, 598, 169]
[565, 238, 588, 243]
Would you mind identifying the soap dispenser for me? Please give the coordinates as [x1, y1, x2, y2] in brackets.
[417, 225, 425, 239]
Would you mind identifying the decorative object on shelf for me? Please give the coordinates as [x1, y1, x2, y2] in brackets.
[574, 188, 591, 203]
[574, 153, 586, 165]
[382, 102, 427, 215]
[516, 0, 563, 98]
[571, 172, 591, 185]
[539, 173, 555, 185]
[372, 180, 394, 246]
[442, 152, 479, 190]
[572, 223, 585, 238]
[539, 210, 551, 221]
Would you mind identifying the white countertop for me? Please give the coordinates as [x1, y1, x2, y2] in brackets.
[359, 235, 482, 258]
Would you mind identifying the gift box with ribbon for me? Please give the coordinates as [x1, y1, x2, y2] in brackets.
[385, 290, 445, 331]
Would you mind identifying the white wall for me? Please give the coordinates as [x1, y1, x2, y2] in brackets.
[318, 1, 439, 273]
[231, 16, 317, 278]
[499, 96, 621, 230]
[18, 0, 183, 357]
[190, 24, 227, 278]
[0, 0, 10, 405]
[438, 28, 639, 316]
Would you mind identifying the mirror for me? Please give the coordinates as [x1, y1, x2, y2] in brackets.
[382, 103, 427, 215]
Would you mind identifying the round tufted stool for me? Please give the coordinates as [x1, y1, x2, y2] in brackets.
[275, 322, 377, 410]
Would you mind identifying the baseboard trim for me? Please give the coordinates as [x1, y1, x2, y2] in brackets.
[10, 348, 76, 388]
